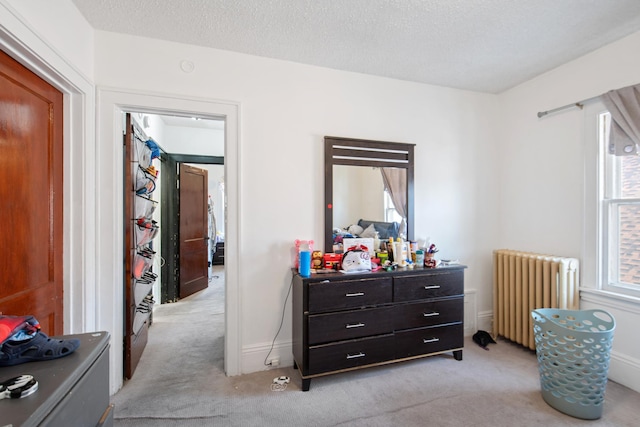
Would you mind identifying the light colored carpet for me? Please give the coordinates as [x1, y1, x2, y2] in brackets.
[112, 269, 640, 426]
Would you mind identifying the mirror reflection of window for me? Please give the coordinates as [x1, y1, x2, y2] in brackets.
[384, 190, 402, 225]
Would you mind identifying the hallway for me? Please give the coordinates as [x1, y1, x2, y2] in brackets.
[112, 266, 225, 422]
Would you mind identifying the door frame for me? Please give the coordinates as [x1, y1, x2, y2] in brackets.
[0, 6, 96, 334]
[162, 154, 224, 303]
[97, 89, 241, 394]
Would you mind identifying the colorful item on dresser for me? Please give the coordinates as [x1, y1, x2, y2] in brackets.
[0, 315, 80, 367]
[0, 315, 40, 344]
[294, 239, 314, 268]
[341, 244, 372, 272]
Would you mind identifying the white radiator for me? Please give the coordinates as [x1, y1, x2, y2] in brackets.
[492, 249, 579, 350]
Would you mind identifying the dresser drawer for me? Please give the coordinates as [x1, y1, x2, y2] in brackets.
[393, 270, 464, 302]
[395, 323, 463, 359]
[308, 334, 395, 375]
[308, 277, 392, 313]
[308, 306, 394, 345]
[394, 297, 463, 330]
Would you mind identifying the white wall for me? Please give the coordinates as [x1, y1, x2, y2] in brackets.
[333, 165, 384, 230]
[499, 31, 640, 392]
[92, 30, 499, 386]
[163, 126, 224, 156]
[4, 0, 94, 79]
[6, 0, 638, 395]
[138, 113, 166, 147]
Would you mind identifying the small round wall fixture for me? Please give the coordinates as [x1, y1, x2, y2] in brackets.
[180, 60, 195, 73]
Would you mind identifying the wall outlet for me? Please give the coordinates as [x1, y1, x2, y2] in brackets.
[269, 358, 280, 367]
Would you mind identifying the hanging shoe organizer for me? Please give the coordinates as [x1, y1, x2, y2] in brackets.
[129, 123, 160, 337]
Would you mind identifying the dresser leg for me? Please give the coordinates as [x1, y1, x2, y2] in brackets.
[453, 350, 463, 361]
[302, 378, 311, 392]
[293, 360, 298, 370]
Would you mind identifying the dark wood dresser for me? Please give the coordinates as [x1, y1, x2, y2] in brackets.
[292, 266, 465, 391]
[212, 241, 225, 265]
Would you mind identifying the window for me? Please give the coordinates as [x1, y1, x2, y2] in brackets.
[600, 112, 640, 295]
[383, 190, 402, 225]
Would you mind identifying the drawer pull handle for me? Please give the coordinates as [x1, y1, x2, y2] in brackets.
[423, 338, 440, 344]
[345, 292, 365, 297]
[346, 352, 366, 359]
[423, 312, 440, 317]
[424, 285, 441, 290]
[346, 322, 365, 329]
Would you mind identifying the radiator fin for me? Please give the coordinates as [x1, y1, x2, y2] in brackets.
[493, 249, 579, 350]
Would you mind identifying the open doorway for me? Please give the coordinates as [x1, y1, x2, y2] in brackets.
[124, 111, 225, 379]
[96, 88, 240, 393]
[161, 155, 224, 303]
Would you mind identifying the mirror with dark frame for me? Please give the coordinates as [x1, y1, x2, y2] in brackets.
[324, 136, 415, 253]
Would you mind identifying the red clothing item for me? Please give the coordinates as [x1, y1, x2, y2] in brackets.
[0, 315, 40, 345]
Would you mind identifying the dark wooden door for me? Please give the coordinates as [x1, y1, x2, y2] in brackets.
[161, 154, 223, 304]
[179, 164, 209, 298]
[0, 49, 64, 336]
[123, 114, 150, 378]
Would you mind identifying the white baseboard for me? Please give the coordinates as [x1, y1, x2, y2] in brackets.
[477, 310, 493, 333]
[580, 292, 640, 393]
[463, 292, 494, 336]
[242, 340, 294, 373]
[477, 308, 640, 393]
[464, 289, 477, 336]
[241, 308, 640, 394]
[608, 350, 640, 393]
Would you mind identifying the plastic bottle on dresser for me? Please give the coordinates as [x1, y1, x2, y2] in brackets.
[373, 232, 381, 252]
[388, 237, 395, 262]
[396, 237, 408, 267]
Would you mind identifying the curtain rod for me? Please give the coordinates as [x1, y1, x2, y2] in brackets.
[537, 94, 600, 118]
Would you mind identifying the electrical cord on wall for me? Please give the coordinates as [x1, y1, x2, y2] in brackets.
[263, 275, 293, 366]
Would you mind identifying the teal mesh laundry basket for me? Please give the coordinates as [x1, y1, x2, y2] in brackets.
[531, 308, 615, 420]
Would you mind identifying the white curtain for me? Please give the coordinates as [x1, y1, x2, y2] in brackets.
[600, 83, 640, 156]
[380, 167, 407, 234]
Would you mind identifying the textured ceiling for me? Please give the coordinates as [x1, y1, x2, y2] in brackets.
[71, 0, 640, 93]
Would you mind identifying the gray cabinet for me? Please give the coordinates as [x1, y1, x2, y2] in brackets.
[0, 331, 112, 426]
[293, 266, 465, 391]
